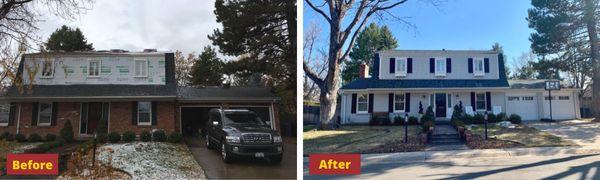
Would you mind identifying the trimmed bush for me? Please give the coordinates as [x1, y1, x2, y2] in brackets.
[167, 132, 183, 143]
[15, 134, 26, 142]
[473, 113, 485, 124]
[464, 114, 474, 125]
[393, 116, 405, 125]
[381, 117, 392, 125]
[421, 106, 435, 122]
[509, 114, 522, 124]
[122, 131, 136, 142]
[60, 120, 74, 143]
[451, 118, 465, 128]
[28, 133, 42, 142]
[140, 131, 152, 142]
[408, 116, 419, 125]
[0, 132, 10, 140]
[108, 132, 121, 143]
[152, 130, 167, 142]
[5, 133, 14, 141]
[45, 134, 56, 141]
[421, 120, 435, 133]
[369, 115, 381, 125]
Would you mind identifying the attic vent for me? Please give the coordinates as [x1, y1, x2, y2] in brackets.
[110, 49, 128, 53]
[143, 49, 157, 53]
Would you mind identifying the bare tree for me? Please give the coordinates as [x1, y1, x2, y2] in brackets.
[174, 51, 194, 86]
[303, 22, 327, 102]
[304, 0, 424, 129]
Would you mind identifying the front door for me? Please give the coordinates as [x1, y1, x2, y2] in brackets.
[435, 93, 447, 117]
[80, 102, 108, 135]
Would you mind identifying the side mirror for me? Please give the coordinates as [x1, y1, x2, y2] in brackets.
[212, 121, 219, 126]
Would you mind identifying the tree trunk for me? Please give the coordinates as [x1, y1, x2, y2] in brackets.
[583, 0, 600, 121]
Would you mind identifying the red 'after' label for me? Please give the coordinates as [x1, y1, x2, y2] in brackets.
[309, 154, 360, 175]
[6, 154, 59, 175]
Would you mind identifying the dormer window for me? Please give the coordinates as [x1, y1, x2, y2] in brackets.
[473, 58, 484, 76]
[135, 60, 148, 77]
[88, 60, 100, 77]
[41, 59, 54, 78]
[435, 58, 446, 76]
[395, 58, 407, 77]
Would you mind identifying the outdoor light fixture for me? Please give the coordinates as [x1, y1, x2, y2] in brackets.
[545, 80, 561, 122]
[404, 113, 409, 143]
[484, 112, 489, 140]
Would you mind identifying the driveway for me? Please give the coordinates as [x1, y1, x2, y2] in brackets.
[185, 137, 296, 179]
[526, 119, 600, 148]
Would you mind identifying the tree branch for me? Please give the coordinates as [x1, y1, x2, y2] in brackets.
[305, 0, 332, 23]
[303, 60, 324, 88]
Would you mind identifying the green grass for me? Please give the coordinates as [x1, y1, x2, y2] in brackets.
[470, 124, 576, 147]
[304, 125, 420, 154]
[303, 125, 316, 132]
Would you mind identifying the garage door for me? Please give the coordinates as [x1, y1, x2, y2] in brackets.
[506, 94, 538, 121]
[543, 94, 576, 120]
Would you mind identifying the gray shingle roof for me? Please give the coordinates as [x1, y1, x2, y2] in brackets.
[177, 86, 279, 101]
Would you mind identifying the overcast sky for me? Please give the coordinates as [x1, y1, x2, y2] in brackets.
[38, 0, 221, 55]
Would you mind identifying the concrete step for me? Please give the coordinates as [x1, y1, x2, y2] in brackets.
[432, 135, 460, 140]
[431, 138, 462, 144]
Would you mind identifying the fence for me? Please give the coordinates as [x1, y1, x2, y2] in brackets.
[303, 105, 320, 125]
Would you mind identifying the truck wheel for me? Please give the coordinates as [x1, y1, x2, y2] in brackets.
[221, 143, 234, 163]
[270, 154, 283, 164]
[206, 134, 213, 149]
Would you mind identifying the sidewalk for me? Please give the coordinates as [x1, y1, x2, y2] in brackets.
[303, 146, 600, 164]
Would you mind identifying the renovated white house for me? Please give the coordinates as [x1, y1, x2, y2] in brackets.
[339, 50, 580, 124]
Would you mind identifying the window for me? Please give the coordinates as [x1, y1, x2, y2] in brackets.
[474, 58, 484, 76]
[0, 103, 9, 126]
[545, 96, 556, 100]
[38, 102, 52, 126]
[475, 93, 486, 110]
[395, 58, 407, 76]
[357, 94, 368, 113]
[508, 96, 520, 101]
[137, 102, 152, 125]
[135, 60, 148, 77]
[435, 58, 446, 76]
[41, 60, 54, 78]
[88, 60, 100, 77]
[523, 96, 534, 101]
[394, 93, 405, 112]
[559, 96, 570, 100]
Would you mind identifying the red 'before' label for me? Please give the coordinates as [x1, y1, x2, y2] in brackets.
[309, 154, 360, 175]
[6, 154, 59, 175]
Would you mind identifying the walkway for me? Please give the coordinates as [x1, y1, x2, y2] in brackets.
[427, 121, 469, 151]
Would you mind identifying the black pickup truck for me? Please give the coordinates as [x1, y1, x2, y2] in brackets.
[205, 109, 283, 163]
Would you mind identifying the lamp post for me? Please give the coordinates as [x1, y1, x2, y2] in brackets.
[92, 133, 97, 167]
[404, 113, 408, 143]
[484, 111, 488, 140]
[545, 81, 560, 122]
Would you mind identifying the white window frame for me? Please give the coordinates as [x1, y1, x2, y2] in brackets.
[559, 96, 569, 100]
[137, 101, 152, 126]
[356, 94, 368, 114]
[523, 96, 534, 101]
[393, 93, 405, 112]
[473, 58, 485, 76]
[88, 59, 101, 77]
[37, 102, 53, 126]
[0, 103, 9, 126]
[134, 59, 149, 77]
[508, 96, 520, 101]
[395, 57, 407, 77]
[475, 93, 486, 111]
[40, 59, 54, 78]
[435, 58, 446, 76]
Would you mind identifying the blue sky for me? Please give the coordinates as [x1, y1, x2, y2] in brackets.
[304, 0, 534, 70]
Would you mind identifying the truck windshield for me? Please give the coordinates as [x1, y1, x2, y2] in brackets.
[223, 111, 268, 127]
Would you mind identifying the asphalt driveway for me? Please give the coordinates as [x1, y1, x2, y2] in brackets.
[185, 137, 297, 179]
[526, 119, 600, 148]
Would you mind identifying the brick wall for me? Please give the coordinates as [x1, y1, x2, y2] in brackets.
[108, 101, 177, 134]
[0, 102, 80, 138]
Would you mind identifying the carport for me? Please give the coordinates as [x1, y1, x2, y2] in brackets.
[177, 86, 281, 135]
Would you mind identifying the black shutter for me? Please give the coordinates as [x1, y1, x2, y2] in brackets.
[31, 102, 39, 126]
[405, 93, 411, 112]
[51, 102, 58, 126]
[446, 58, 452, 73]
[429, 58, 435, 73]
[468, 58, 473, 73]
[407, 58, 413, 73]
[389, 58, 395, 73]
[470, 92, 476, 110]
[368, 93, 374, 113]
[486, 92, 492, 111]
[484, 58, 490, 73]
[151, 102, 157, 125]
[132, 102, 138, 125]
[351, 94, 357, 114]
[8, 103, 15, 126]
[80, 103, 89, 134]
[388, 93, 393, 113]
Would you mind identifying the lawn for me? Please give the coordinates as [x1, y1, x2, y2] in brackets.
[470, 124, 576, 147]
[304, 125, 421, 154]
[303, 124, 316, 132]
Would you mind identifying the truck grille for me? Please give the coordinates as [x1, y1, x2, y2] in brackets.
[242, 133, 271, 143]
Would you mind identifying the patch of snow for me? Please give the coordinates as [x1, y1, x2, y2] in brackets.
[498, 121, 515, 128]
[97, 142, 206, 179]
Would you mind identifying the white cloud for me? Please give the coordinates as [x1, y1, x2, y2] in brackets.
[38, 0, 221, 55]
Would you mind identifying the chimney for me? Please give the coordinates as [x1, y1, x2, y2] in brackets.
[359, 63, 369, 78]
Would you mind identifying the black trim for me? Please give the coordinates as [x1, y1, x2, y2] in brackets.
[368, 93, 374, 113]
[31, 102, 38, 126]
[405, 93, 411, 112]
[484, 58, 490, 73]
[388, 93, 393, 113]
[486, 92, 491, 111]
[8, 103, 15, 126]
[151, 101, 157, 125]
[132, 101, 138, 125]
[446, 58, 452, 73]
[351, 94, 357, 114]
[373, 53, 380, 79]
[429, 58, 435, 73]
[468, 58, 473, 73]
[470, 92, 476, 110]
[51, 102, 58, 126]
[407, 58, 413, 73]
[389, 58, 395, 74]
